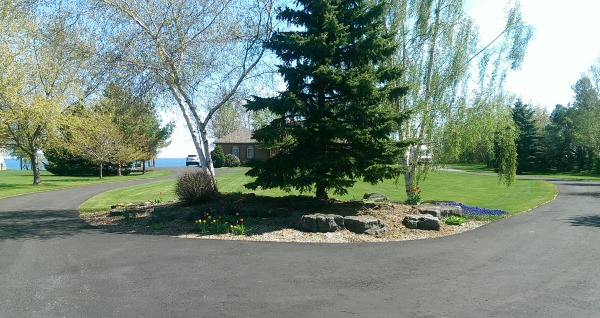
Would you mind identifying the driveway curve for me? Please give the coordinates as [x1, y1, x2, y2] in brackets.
[1, 174, 599, 318]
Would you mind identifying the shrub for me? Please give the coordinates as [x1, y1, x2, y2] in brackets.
[210, 146, 226, 168]
[243, 158, 257, 167]
[175, 170, 216, 204]
[444, 215, 467, 225]
[224, 153, 240, 167]
[44, 146, 130, 176]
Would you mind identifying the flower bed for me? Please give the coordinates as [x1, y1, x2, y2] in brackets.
[437, 202, 508, 216]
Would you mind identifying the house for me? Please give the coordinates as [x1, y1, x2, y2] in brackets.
[214, 128, 276, 163]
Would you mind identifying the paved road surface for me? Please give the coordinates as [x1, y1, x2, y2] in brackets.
[1, 171, 599, 317]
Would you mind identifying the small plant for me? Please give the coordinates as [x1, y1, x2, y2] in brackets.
[123, 209, 135, 220]
[150, 222, 164, 230]
[151, 191, 164, 204]
[175, 171, 216, 204]
[230, 218, 247, 235]
[194, 211, 251, 235]
[405, 187, 423, 205]
[444, 215, 467, 225]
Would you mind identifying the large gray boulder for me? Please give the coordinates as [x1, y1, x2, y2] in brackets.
[402, 214, 441, 231]
[344, 215, 387, 235]
[298, 214, 345, 233]
[415, 204, 462, 218]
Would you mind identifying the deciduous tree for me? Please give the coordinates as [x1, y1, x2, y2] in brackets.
[385, 0, 532, 196]
[94, 0, 274, 186]
[0, 2, 95, 184]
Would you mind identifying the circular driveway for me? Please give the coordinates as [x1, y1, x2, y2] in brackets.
[1, 171, 599, 317]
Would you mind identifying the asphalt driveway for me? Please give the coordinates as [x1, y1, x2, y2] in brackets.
[1, 171, 599, 317]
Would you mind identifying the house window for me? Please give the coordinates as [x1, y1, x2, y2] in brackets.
[247, 146, 254, 159]
[232, 146, 239, 158]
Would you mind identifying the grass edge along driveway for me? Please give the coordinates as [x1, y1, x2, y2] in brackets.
[78, 169, 557, 216]
[0, 169, 172, 199]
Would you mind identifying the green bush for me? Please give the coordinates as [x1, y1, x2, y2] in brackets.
[44, 146, 130, 176]
[224, 154, 240, 167]
[444, 215, 467, 225]
[175, 170, 216, 204]
[210, 146, 226, 168]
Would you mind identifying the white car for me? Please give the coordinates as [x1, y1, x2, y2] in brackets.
[185, 154, 200, 166]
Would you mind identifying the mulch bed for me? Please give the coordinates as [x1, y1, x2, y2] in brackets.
[80, 194, 487, 243]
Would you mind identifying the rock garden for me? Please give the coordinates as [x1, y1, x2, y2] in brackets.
[80, 192, 490, 243]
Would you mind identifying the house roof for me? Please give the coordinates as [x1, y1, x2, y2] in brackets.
[215, 128, 257, 144]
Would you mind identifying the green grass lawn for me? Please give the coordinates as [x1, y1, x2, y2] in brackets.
[78, 179, 177, 213]
[79, 169, 557, 214]
[444, 163, 600, 181]
[0, 169, 172, 199]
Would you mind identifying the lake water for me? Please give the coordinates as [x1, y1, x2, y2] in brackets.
[154, 158, 187, 167]
[2, 157, 187, 170]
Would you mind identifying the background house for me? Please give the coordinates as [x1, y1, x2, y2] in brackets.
[214, 128, 275, 163]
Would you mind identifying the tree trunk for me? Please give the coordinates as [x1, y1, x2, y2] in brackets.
[30, 153, 41, 185]
[142, 161, 146, 174]
[117, 164, 122, 176]
[99, 162, 103, 179]
[316, 184, 328, 200]
[404, 164, 416, 202]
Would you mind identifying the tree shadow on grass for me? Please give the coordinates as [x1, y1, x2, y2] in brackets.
[0, 209, 95, 240]
[564, 215, 600, 228]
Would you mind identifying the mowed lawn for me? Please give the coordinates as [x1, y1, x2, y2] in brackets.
[0, 169, 172, 199]
[78, 169, 557, 214]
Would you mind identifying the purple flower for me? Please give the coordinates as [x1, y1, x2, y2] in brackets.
[436, 202, 507, 216]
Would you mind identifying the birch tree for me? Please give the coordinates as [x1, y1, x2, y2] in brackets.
[385, 0, 532, 200]
[94, 0, 274, 186]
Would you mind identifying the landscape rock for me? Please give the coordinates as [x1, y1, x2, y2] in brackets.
[110, 202, 155, 219]
[109, 209, 124, 216]
[416, 204, 462, 218]
[363, 193, 388, 202]
[344, 215, 387, 235]
[298, 214, 345, 233]
[402, 214, 441, 231]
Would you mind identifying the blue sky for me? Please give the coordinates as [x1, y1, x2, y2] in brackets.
[159, 0, 600, 158]
[466, 0, 600, 108]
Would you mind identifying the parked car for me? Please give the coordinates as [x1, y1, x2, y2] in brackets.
[186, 154, 200, 166]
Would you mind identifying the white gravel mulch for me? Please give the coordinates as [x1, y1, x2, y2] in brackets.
[80, 201, 488, 243]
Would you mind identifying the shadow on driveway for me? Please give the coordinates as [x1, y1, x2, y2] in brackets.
[564, 215, 600, 227]
[0, 209, 94, 240]
[565, 191, 600, 198]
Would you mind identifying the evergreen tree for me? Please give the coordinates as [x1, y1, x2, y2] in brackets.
[542, 105, 577, 172]
[512, 100, 542, 173]
[245, 0, 408, 199]
[210, 146, 226, 168]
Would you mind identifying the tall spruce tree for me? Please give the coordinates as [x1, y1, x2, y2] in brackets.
[245, 0, 408, 199]
[512, 100, 541, 173]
